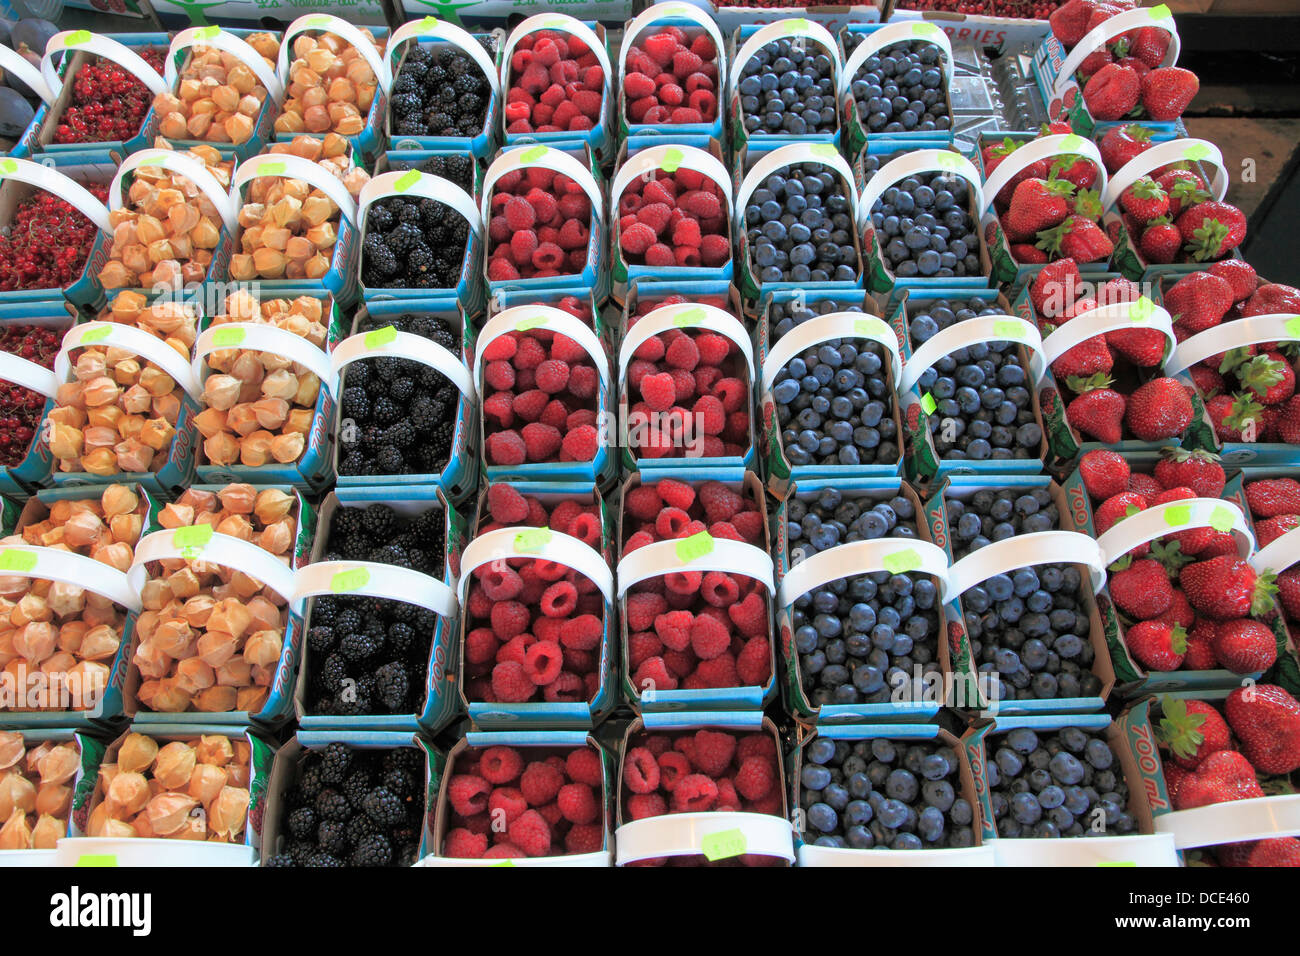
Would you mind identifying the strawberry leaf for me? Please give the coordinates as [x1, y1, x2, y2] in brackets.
[1156, 696, 1206, 760]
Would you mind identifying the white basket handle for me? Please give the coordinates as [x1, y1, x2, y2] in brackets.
[501, 14, 612, 101]
[166, 26, 283, 102]
[277, 14, 388, 94]
[1164, 313, 1299, 378]
[128, 526, 297, 603]
[980, 134, 1107, 217]
[616, 535, 774, 598]
[331, 326, 475, 403]
[615, 811, 794, 865]
[1251, 526, 1300, 577]
[1041, 298, 1174, 368]
[899, 315, 1045, 394]
[192, 322, 338, 398]
[0, 45, 55, 104]
[113, 149, 238, 235]
[42, 30, 168, 100]
[840, 20, 952, 99]
[993, 833, 1178, 866]
[857, 148, 983, 234]
[619, 302, 754, 382]
[735, 142, 856, 238]
[459, 526, 613, 605]
[0, 544, 141, 613]
[0, 351, 59, 399]
[357, 169, 481, 240]
[1154, 794, 1300, 850]
[384, 16, 499, 97]
[294, 559, 458, 618]
[480, 146, 604, 228]
[799, 842, 995, 867]
[0, 157, 111, 233]
[610, 143, 733, 217]
[1102, 138, 1226, 213]
[56, 321, 201, 400]
[620, 2, 727, 96]
[1054, 5, 1180, 99]
[232, 152, 356, 228]
[947, 530, 1107, 597]
[777, 538, 951, 607]
[762, 312, 900, 398]
[1095, 497, 1253, 566]
[730, 18, 841, 94]
[477, 306, 609, 389]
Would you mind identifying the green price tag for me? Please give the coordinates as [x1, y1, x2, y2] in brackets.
[137, 155, 166, 167]
[1285, 315, 1300, 339]
[212, 327, 246, 348]
[364, 325, 397, 349]
[520, 145, 549, 164]
[1148, 3, 1170, 20]
[493, 858, 515, 867]
[514, 316, 548, 332]
[1163, 504, 1191, 527]
[661, 147, 685, 174]
[1131, 296, 1154, 323]
[1184, 142, 1210, 163]
[195, 25, 220, 40]
[783, 18, 810, 35]
[420, 16, 440, 30]
[882, 548, 921, 575]
[75, 854, 117, 867]
[1098, 861, 1136, 867]
[701, 828, 747, 861]
[0, 549, 37, 573]
[675, 531, 714, 563]
[1060, 134, 1083, 152]
[853, 318, 881, 338]
[912, 21, 941, 37]
[394, 170, 422, 193]
[935, 151, 962, 171]
[80, 326, 112, 345]
[810, 143, 839, 162]
[0, 158, 17, 175]
[1209, 506, 1235, 534]
[514, 528, 552, 553]
[993, 319, 1022, 339]
[920, 392, 937, 415]
[257, 160, 287, 178]
[305, 14, 333, 28]
[331, 567, 370, 593]
[672, 306, 706, 328]
[173, 524, 214, 557]
[541, 16, 568, 28]
[64, 30, 92, 47]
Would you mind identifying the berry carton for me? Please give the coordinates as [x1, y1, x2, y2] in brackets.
[0, 42, 52, 161]
[757, 289, 905, 496]
[709, 3, 881, 35]
[382, 18, 501, 161]
[0, 728, 105, 868]
[261, 730, 441, 868]
[962, 712, 1178, 865]
[378, 149, 485, 205]
[457, 482, 617, 729]
[884, 6, 1055, 53]
[774, 477, 951, 724]
[331, 299, 479, 506]
[0, 300, 73, 495]
[610, 138, 734, 307]
[923, 474, 1115, 717]
[61, 722, 276, 867]
[295, 489, 464, 736]
[791, 722, 994, 865]
[421, 731, 615, 865]
[614, 711, 795, 866]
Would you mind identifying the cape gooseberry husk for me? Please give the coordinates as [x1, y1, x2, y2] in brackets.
[0, 771, 36, 820]
[106, 770, 150, 817]
[31, 813, 63, 849]
[118, 732, 159, 775]
[208, 785, 249, 838]
[153, 742, 197, 790]
[38, 744, 80, 787]
[0, 732, 24, 771]
[0, 807, 32, 850]
[146, 792, 198, 836]
[196, 735, 234, 767]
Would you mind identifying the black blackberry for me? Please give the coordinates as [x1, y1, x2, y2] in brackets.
[370, 544, 411, 569]
[351, 833, 393, 866]
[389, 91, 421, 116]
[315, 788, 351, 821]
[383, 420, 416, 450]
[336, 606, 363, 634]
[288, 841, 316, 865]
[342, 768, 373, 809]
[398, 843, 421, 867]
[287, 806, 317, 840]
[383, 747, 424, 776]
[387, 621, 416, 656]
[376, 446, 405, 473]
[297, 764, 324, 800]
[345, 811, 381, 845]
[320, 743, 353, 784]
[387, 375, 415, 402]
[367, 205, 394, 234]
[382, 768, 419, 797]
[362, 787, 408, 826]
[375, 661, 410, 711]
[391, 73, 419, 96]
[307, 625, 336, 656]
[317, 652, 349, 696]
[341, 385, 370, 421]
[316, 819, 349, 855]
[362, 503, 398, 539]
[387, 221, 424, 255]
[453, 72, 480, 95]
[312, 852, 345, 867]
[310, 595, 339, 628]
[340, 631, 381, 662]
[265, 853, 295, 867]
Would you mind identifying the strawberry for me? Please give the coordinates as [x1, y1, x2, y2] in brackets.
[1050, 153, 1099, 192]
[1029, 257, 1082, 318]
[1139, 66, 1198, 120]
[1163, 271, 1233, 333]
[1152, 486, 1216, 556]
[1083, 63, 1141, 120]
[1010, 243, 1049, 264]
[1245, 478, 1300, 518]
[1278, 394, 1300, 443]
[1238, 352, 1296, 405]
[1108, 321, 1167, 367]
[1137, 219, 1181, 264]
[1119, 176, 1168, 223]
[1078, 449, 1130, 500]
[1123, 377, 1193, 441]
[1049, 0, 1097, 47]
[1108, 558, 1173, 620]
[1130, 26, 1170, 69]
[1154, 447, 1225, 498]
[1205, 392, 1263, 443]
[1099, 124, 1153, 173]
[1158, 697, 1231, 770]
[1278, 566, 1300, 620]
[1242, 282, 1300, 318]
[1255, 514, 1300, 549]
[1183, 619, 1219, 670]
[1157, 169, 1210, 218]
[1004, 177, 1074, 236]
[1189, 364, 1225, 399]
[1117, 55, 1150, 79]
[1095, 490, 1149, 535]
[1129, 472, 1163, 500]
[1225, 683, 1300, 775]
[1037, 215, 1113, 263]
[1213, 618, 1278, 674]
[1180, 555, 1277, 620]
[1077, 46, 1113, 78]
[1051, 334, 1113, 379]
[1126, 619, 1186, 671]
[1178, 200, 1247, 261]
[1065, 374, 1126, 443]
[1208, 259, 1258, 303]
[1173, 749, 1264, 810]
[1217, 837, 1300, 867]
[1067, 187, 1102, 220]
[1153, 588, 1195, 629]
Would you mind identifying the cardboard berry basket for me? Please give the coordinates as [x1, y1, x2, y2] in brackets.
[457, 491, 617, 729]
[121, 484, 317, 727]
[295, 489, 465, 735]
[0, 728, 105, 868]
[419, 730, 616, 866]
[791, 722, 995, 866]
[975, 131, 1111, 287]
[190, 292, 346, 493]
[855, 146, 992, 294]
[0, 301, 75, 496]
[382, 17, 502, 161]
[491, 286, 608, 357]
[610, 138, 734, 307]
[616, 469, 777, 713]
[473, 305, 615, 487]
[923, 474, 1115, 716]
[22, 31, 171, 163]
[756, 289, 905, 497]
[618, 2, 729, 145]
[0, 43, 57, 161]
[329, 299, 479, 506]
[1029, 4, 1181, 140]
[733, 141, 865, 310]
[884, 7, 1054, 53]
[264, 729, 442, 867]
[500, 15, 615, 164]
[0, 156, 116, 313]
[58, 722, 276, 867]
[962, 713, 1178, 866]
[479, 143, 605, 305]
[728, 18, 844, 156]
[49, 315, 202, 497]
[0, 483, 162, 729]
[839, 20, 956, 159]
[378, 149, 486, 204]
[271, 17, 390, 162]
[614, 712, 795, 866]
[773, 477, 950, 724]
[710, 3, 881, 34]
[890, 287, 1049, 483]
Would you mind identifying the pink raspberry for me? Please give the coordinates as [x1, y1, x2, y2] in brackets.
[655, 609, 695, 651]
[491, 661, 535, 702]
[444, 827, 487, 859]
[465, 627, 499, 666]
[487, 483, 530, 523]
[557, 782, 599, 824]
[736, 636, 772, 686]
[657, 750, 692, 792]
[692, 729, 736, 776]
[642, 178, 675, 205]
[644, 32, 678, 66]
[558, 218, 589, 250]
[625, 71, 656, 99]
[523, 640, 563, 685]
[696, 653, 738, 687]
[520, 760, 565, 805]
[566, 746, 604, 787]
[488, 786, 528, 824]
[672, 49, 703, 78]
[627, 792, 666, 820]
[640, 371, 676, 412]
[488, 258, 520, 281]
[673, 773, 719, 812]
[448, 774, 491, 816]
[672, 218, 702, 248]
[566, 824, 604, 854]
[690, 613, 731, 660]
[561, 425, 599, 462]
[521, 422, 562, 461]
[480, 746, 524, 784]
[507, 809, 552, 857]
[512, 389, 549, 422]
[728, 591, 768, 638]
[700, 233, 729, 266]
[534, 358, 571, 394]
[504, 195, 536, 230]
[621, 221, 657, 257]
[693, 395, 725, 435]
[533, 242, 568, 271]
[486, 429, 527, 466]
[637, 201, 673, 235]
[671, 106, 703, 124]
[734, 755, 774, 800]
[665, 334, 700, 370]
[560, 614, 602, 651]
[540, 580, 578, 617]
[623, 746, 661, 793]
[633, 656, 677, 693]
[645, 243, 675, 267]
[490, 601, 530, 639]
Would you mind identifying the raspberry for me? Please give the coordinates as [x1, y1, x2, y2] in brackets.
[692, 730, 737, 776]
[560, 614, 602, 651]
[566, 747, 604, 788]
[533, 242, 568, 271]
[488, 258, 520, 281]
[482, 334, 517, 362]
[488, 786, 528, 824]
[521, 422, 562, 460]
[728, 591, 768, 638]
[701, 570, 741, 607]
[523, 640, 563, 685]
[541, 580, 578, 617]
[665, 334, 700, 370]
[690, 613, 731, 660]
[487, 483, 530, 524]
[637, 201, 673, 235]
[534, 359, 571, 394]
[625, 71, 656, 99]
[698, 481, 743, 522]
[670, 107, 703, 124]
[623, 746, 661, 793]
[445, 827, 488, 858]
[694, 333, 730, 367]
[567, 511, 601, 544]
[480, 746, 524, 785]
[657, 751, 692, 792]
[491, 661, 535, 702]
[664, 569, 702, 595]
[672, 49, 703, 77]
[490, 601, 530, 639]
[510, 390, 547, 423]
[736, 636, 772, 686]
[655, 610, 695, 651]
[680, 189, 721, 219]
[509, 230, 540, 267]
[633, 655, 677, 692]
[557, 782, 599, 824]
[673, 774, 719, 812]
[466, 627, 499, 666]
[638, 371, 676, 412]
[498, 633, 536, 667]
[643, 178, 675, 206]
[645, 243, 675, 267]
[519, 760, 565, 805]
[504, 196, 536, 231]
[672, 218, 702, 248]
[696, 653, 738, 687]
[701, 233, 730, 266]
[558, 218, 589, 250]
[545, 671, 586, 702]
[486, 429, 527, 466]
[448, 774, 491, 816]
[628, 792, 666, 820]
[628, 632, 662, 670]
[644, 32, 678, 66]
[734, 755, 774, 801]
[481, 565, 523, 602]
[621, 221, 657, 256]
[737, 734, 776, 763]
[566, 823, 604, 854]
[693, 395, 725, 435]
[561, 424, 598, 462]
[654, 507, 692, 539]
[507, 809, 551, 857]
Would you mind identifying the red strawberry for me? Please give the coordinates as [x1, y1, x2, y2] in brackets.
[1153, 447, 1225, 498]
[1049, 0, 1097, 47]
[1208, 259, 1258, 303]
[1205, 392, 1264, 443]
[1119, 176, 1168, 223]
[1138, 219, 1181, 265]
[1095, 490, 1149, 535]
[1004, 177, 1074, 237]
[1213, 618, 1278, 674]
[1078, 45, 1114, 78]
[1183, 619, 1219, 670]
[1139, 66, 1198, 120]
[1109, 558, 1173, 620]
[1130, 26, 1170, 69]
[1178, 200, 1247, 261]
[1038, 215, 1113, 263]
[1065, 374, 1126, 443]
[1158, 697, 1231, 770]
[1225, 684, 1300, 775]
[1126, 619, 1186, 671]
[1099, 124, 1153, 173]
[1278, 566, 1300, 621]
[1083, 63, 1141, 120]
[1010, 243, 1049, 264]
[1158, 169, 1210, 217]
[1163, 271, 1234, 333]
[1241, 282, 1300, 318]
[1078, 449, 1130, 500]
[1217, 838, 1300, 867]
[1180, 555, 1276, 620]
[1108, 317, 1168, 368]
[1124, 377, 1193, 441]
[1189, 364, 1225, 400]
[1051, 153, 1099, 192]
[1051, 334, 1113, 380]
[1173, 749, 1264, 810]
[1245, 478, 1300, 518]
[1029, 257, 1083, 318]
[1279, 394, 1300, 443]
[1129, 472, 1163, 500]
[1238, 352, 1296, 406]
[1256, 514, 1300, 549]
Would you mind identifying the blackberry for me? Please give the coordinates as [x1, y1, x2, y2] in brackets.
[367, 205, 394, 234]
[288, 841, 316, 865]
[342, 768, 373, 809]
[265, 853, 295, 867]
[453, 72, 481, 95]
[315, 788, 351, 821]
[312, 852, 345, 867]
[383, 420, 416, 450]
[307, 625, 336, 656]
[317, 653, 349, 696]
[320, 743, 353, 784]
[345, 812, 382, 845]
[387, 221, 424, 254]
[407, 244, 435, 279]
[336, 607, 363, 634]
[389, 91, 421, 116]
[387, 621, 416, 656]
[391, 73, 419, 96]
[341, 385, 370, 420]
[397, 842, 421, 867]
[362, 787, 408, 827]
[316, 819, 349, 855]
[375, 661, 411, 712]
[377, 446, 405, 473]
[310, 596, 339, 629]
[383, 748, 424, 776]
[340, 631, 381, 662]
[297, 764, 325, 799]
[362, 503, 397, 538]
[382, 768, 418, 797]
[351, 833, 393, 867]
[287, 806, 317, 840]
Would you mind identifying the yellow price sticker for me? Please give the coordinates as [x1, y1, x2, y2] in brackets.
[394, 170, 422, 193]
[0, 159, 15, 175]
[1184, 143, 1210, 163]
[195, 25, 221, 40]
[420, 16, 440, 30]
[75, 854, 117, 867]
[882, 548, 922, 575]
[305, 15, 334, 28]
[64, 30, 92, 47]
[0, 549, 37, 573]
[993, 319, 1022, 339]
[912, 22, 941, 37]
[514, 316, 548, 332]
[661, 147, 685, 173]
[173, 524, 213, 557]
[1148, 3, 1171, 20]
[701, 828, 747, 861]
[257, 160, 288, 178]
[1131, 297, 1154, 323]
[783, 18, 811, 35]
[1284, 315, 1300, 339]
[212, 327, 246, 348]
[1209, 506, 1235, 534]
[80, 326, 112, 345]
[514, 528, 552, 553]
[331, 567, 371, 592]
[675, 531, 714, 563]
[810, 143, 840, 162]
[672, 307, 706, 328]
[520, 145, 549, 163]
[1060, 134, 1083, 152]
[137, 155, 166, 166]
[1163, 504, 1191, 527]
[920, 392, 937, 415]
[364, 325, 397, 349]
